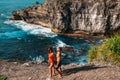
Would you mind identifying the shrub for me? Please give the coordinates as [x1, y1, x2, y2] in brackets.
[88, 34, 120, 66]
[0, 75, 7, 80]
[88, 46, 98, 62]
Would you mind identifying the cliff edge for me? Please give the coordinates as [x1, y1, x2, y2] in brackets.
[0, 60, 120, 80]
[10, 0, 120, 36]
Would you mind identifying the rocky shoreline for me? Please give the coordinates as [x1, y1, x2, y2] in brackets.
[0, 60, 120, 80]
[10, 0, 120, 37]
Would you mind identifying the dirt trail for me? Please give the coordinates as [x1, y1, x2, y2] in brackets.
[0, 60, 120, 80]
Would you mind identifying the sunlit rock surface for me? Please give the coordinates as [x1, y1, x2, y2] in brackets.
[11, 0, 120, 36]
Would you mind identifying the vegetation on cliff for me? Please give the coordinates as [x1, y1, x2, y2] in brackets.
[88, 34, 120, 66]
[0, 75, 7, 80]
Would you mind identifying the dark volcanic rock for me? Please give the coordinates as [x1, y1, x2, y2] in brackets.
[10, 0, 120, 36]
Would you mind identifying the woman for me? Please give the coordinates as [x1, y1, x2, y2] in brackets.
[48, 47, 62, 78]
[48, 47, 55, 78]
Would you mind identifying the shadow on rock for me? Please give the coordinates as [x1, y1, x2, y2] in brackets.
[63, 64, 107, 76]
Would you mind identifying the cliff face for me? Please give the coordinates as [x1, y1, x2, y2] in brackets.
[11, 0, 120, 36]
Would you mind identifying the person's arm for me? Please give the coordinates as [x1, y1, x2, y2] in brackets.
[52, 52, 56, 62]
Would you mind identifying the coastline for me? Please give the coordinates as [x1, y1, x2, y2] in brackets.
[59, 33, 105, 38]
[10, 0, 120, 37]
[11, 19, 105, 38]
[1, 0, 120, 79]
[29, 21, 105, 38]
[30, 22, 105, 38]
[0, 60, 120, 80]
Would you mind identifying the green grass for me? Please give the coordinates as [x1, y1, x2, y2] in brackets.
[0, 75, 7, 80]
[88, 34, 120, 66]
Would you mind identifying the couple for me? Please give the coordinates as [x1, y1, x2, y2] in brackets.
[48, 47, 62, 78]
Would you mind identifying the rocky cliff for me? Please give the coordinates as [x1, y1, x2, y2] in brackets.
[10, 0, 120, 36]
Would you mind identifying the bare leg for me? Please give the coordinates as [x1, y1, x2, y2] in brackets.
[55, 68, 62, 78]
[49, 63, 53, 78]
[52, 66, 55, 76]
[59, 67, 62, 72]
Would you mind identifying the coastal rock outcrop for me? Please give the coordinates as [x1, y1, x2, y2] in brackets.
[10, 0, 120, 36]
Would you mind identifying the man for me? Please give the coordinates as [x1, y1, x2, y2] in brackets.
[56, 47, 62, 73]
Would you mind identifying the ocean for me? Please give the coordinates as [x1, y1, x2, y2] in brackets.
[0, 0, 103, 64]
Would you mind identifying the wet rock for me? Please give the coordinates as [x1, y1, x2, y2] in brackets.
[62, 46, 74, 52]
[86, 39, 96, 44]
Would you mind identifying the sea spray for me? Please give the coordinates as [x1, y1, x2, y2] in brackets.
[4, 20, 57, 38]
[30, 55, 45, 63]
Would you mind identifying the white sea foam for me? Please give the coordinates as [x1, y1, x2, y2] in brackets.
[56, 39, 67, 47]
[0, 13, 4, 16]
[4, 20, 57, 38]
[4, 20, 68, 47]
[30, 55, 45, 63]
[0, 13, 10, 19]
[76, 55, 88, 64]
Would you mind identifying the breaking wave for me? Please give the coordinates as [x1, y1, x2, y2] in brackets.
[4, 20, 57, 38]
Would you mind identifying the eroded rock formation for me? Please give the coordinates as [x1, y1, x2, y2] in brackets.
[10, 0, 120, 36]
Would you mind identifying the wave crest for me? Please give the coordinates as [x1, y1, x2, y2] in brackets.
[4, 20, 57, 38]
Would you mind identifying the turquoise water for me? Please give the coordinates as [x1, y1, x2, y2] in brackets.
[0, 0, 103, 64]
